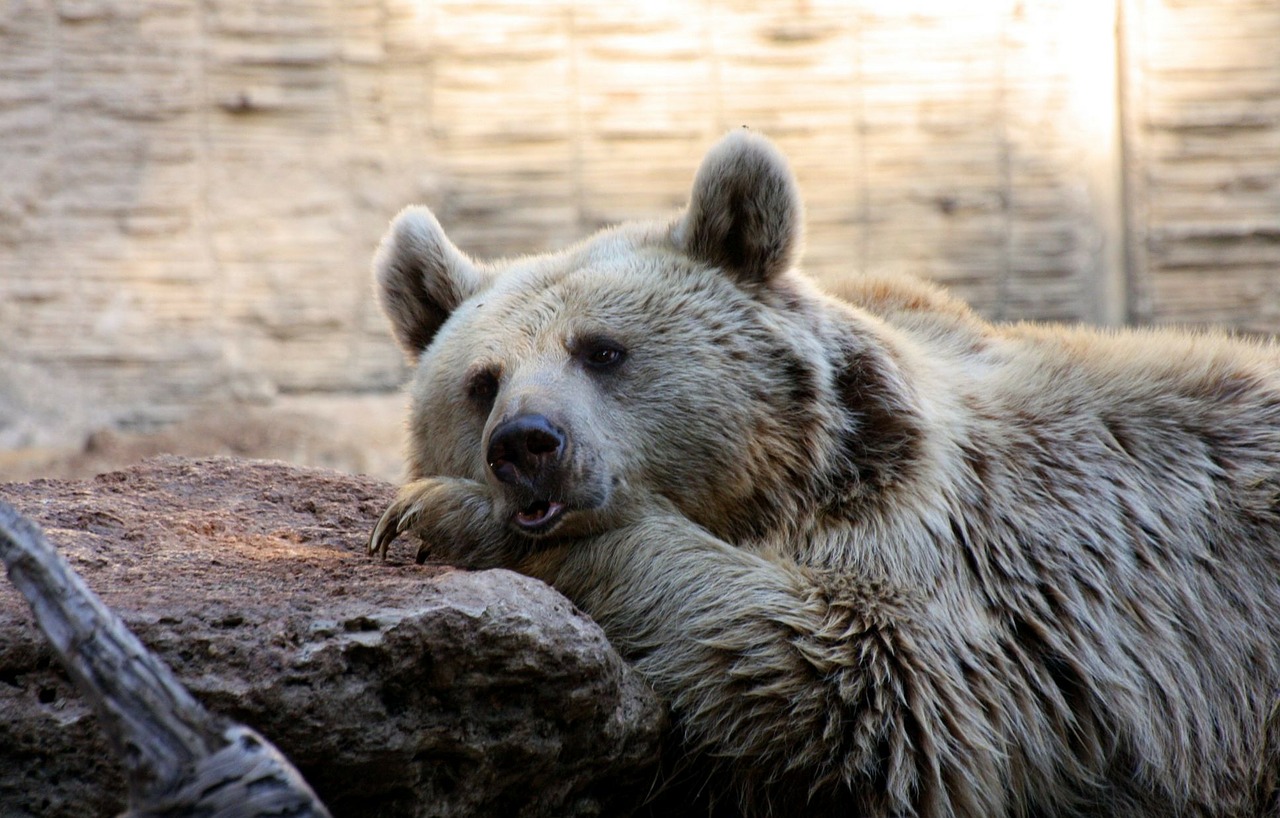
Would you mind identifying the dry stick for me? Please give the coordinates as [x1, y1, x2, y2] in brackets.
[0, 501, 332, 818]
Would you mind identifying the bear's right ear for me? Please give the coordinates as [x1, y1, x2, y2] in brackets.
[373, 206, 487, 362]
[672, 130, 803, 288]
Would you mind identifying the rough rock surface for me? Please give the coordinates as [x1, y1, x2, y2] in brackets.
[0, 456, 663, 818]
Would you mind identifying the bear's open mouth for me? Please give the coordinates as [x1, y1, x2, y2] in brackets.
[514, 499, 566, 533]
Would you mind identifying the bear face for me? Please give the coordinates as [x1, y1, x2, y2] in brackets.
[376, 131, 910, 548]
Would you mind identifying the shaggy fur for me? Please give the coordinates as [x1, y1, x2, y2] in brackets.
[369, 130, 1280, 817]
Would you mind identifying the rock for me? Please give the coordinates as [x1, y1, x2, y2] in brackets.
[0, 499, 333, 818]
[0, 455, 664, 818]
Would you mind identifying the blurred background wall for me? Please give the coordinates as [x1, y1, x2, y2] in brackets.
[1, 0, 1277, 475]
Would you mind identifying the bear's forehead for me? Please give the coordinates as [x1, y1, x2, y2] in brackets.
[474, 254, 733, 332]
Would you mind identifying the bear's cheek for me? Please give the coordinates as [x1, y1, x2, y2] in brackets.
[572, 411, 646, 496]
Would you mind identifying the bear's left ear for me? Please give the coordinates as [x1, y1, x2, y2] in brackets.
[673, 130, 803, 288]
[373, 206, 489, 362]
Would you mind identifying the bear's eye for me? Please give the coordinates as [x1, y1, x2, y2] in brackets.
[581, 340, 627, 370]
[466, 369, 499, 405]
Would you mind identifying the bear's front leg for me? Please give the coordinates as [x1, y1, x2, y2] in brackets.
[371, 488, 1009, 816]
[369, 477, 519, 570]
[541, 512, 1009, 818]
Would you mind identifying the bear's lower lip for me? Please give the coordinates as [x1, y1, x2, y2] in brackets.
[514, 500, 566, 532]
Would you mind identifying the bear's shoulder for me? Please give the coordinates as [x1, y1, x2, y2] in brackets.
[820, 273, 989, 340]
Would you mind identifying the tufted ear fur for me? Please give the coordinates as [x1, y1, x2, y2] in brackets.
[373, 206, 487, 362]
[673, 130, 804, 288]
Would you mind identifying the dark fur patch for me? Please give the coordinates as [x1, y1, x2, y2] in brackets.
[777, 349, 821, 408]
[951, 515, 998, 608]
[959, 440, 993, 488]
[383, 259, 453, 354]
[829, 335, 923, 501]
[718, 190, 755, 275]
[717, 347, 827, 544]
[1101, 415, 1137, 460]
[1007, 609, 1101, 772]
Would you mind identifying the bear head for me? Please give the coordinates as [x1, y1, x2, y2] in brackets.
[373, 131, 911, 545]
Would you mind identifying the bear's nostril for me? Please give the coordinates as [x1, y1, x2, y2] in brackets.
[525, 429, 560, 456]
[487, 440, 509, 468]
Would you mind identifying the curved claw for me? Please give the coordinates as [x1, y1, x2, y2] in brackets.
[367, 479, 492, 566]
[368, 505, 403, 560]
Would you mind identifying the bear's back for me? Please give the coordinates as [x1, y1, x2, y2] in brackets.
[826, 274, 1280, 811]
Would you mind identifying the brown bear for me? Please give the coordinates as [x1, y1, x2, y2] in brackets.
[368, 130, 1280, 817]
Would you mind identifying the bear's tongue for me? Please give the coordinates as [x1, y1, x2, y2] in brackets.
[515, 500, 565, 529]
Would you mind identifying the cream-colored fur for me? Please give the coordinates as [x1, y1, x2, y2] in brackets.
[369, 130, 1280, 817]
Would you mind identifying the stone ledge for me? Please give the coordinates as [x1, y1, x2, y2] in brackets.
[0, 455, 663, 817]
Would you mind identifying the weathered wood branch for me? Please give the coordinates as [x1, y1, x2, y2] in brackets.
[0, 500, 332, 818]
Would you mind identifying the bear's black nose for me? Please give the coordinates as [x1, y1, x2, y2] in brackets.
[486, 414, 566, 488]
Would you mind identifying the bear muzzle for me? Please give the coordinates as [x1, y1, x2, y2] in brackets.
[486, 413, 570, 533]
